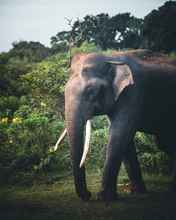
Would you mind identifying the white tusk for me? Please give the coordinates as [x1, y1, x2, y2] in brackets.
[79, 120, 91, 168]
[106, 61, 125, 65]
[53, 129, 67, 151]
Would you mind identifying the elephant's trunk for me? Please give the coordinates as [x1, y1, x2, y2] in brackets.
[65, 101, 91, 200]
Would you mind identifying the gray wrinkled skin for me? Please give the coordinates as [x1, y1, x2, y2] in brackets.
[65, 52, 176, 202]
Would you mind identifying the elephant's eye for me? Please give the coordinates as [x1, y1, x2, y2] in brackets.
[84, 86, 94, 100]
[82, 67, 90, 75]
[84, 85, 105, 101]
[82, 67, 96, 77]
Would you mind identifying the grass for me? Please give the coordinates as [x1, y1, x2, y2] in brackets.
[0, 173, 175, 220]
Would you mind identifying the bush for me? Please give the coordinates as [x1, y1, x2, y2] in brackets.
[135, 132, 170, 174]
[88, 116, 109, 170]
[0, 112, 68, 182]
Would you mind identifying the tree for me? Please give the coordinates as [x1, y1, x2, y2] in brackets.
[110, 13, 143, 49]
[51, 13, 143, 51]
[50, 31, 71, 53]
[0, 41, 50, 117]
[11, 41, 51, 62]
[143, 1, 176, 52]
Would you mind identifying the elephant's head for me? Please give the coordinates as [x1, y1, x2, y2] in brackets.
[65, 53, 134, 200]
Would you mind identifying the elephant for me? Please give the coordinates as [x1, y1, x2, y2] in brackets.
[61, 51, 176, 202]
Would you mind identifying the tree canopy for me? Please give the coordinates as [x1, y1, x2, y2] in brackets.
[143, 1, 176, 52]
[50, 1, 176, 53]
[51, 13, 143, 51]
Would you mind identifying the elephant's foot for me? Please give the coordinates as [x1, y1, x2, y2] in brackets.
[97, 190, 119, 203]
[130, 183, 147, 194]
[78, 190, 91, 201]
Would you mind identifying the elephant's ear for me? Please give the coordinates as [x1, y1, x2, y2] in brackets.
[107, 61, 134, 100]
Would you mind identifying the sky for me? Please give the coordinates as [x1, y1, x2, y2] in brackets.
[0, 0, 168, 52]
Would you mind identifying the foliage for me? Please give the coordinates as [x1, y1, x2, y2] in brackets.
[0, 41, 51, 118]
[11, 41, 51, 62]
[23, 52, 69, 117]
[50, 1, 176, 53]
[169, 51, 176, 59]
[135, 132, 170, 174]
[0, 43, 98, 184]
[0, 113, 67, 182]
[50, 31, 70, 54]
[71, 41, 99, 55]
[110, 13, 143, 49]
[143, 1, 176, 52]
[50, 13, 143, 51]
[87, 116, 109, 170]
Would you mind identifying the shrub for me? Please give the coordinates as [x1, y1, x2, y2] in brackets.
[135, 132, 170, 174]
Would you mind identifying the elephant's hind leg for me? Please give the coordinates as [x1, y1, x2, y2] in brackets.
[123, 140, 147, 193]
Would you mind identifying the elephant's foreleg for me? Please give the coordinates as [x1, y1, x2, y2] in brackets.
[97, 128, 122, 201]
[123, 141, 147, 193]
[98, 110, 138, 201]
[97, 88, 141, 202]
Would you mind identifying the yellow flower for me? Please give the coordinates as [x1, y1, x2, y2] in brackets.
[41, 102, 46, 107]
[12, 117, 22, 124]
[1, 117, 8, 123]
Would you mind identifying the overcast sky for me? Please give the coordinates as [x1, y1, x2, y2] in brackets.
[0, 0, 168, 52]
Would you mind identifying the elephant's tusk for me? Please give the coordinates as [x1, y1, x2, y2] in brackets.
[80, 120, 91, 168]
[53, 129, 67, 151]
[106, 61, 125, 65]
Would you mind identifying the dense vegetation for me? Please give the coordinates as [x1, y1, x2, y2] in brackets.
[0, 1, 176, 186]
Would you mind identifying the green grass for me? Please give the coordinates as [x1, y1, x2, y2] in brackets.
[0, 173, 175, 220]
